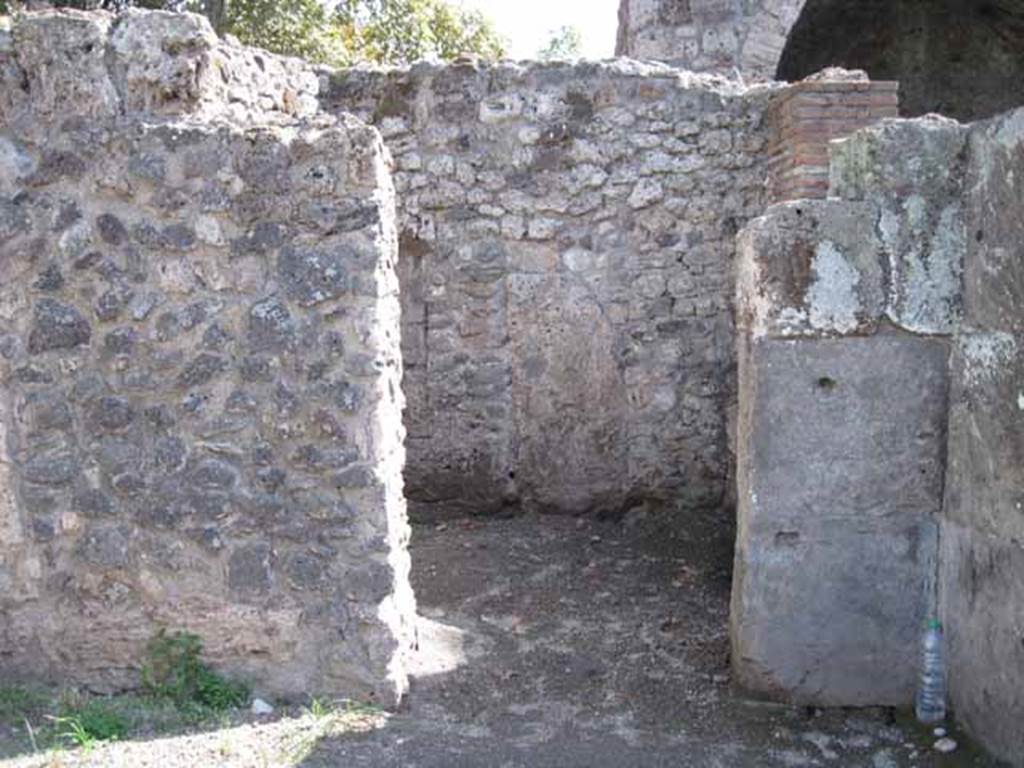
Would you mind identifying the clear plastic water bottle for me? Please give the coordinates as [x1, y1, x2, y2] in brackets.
[915, 619, 947, 724]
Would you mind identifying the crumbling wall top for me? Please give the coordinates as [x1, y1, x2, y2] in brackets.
[0, 9, 319, 128]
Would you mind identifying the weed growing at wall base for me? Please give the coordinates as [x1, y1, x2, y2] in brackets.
[142, 629, 251, 712]
[0, 686, 48, 723]
[54, 701, 129, 752]
[0, 632, 252, 757]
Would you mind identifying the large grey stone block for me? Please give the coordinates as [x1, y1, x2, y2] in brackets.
[962, 108, 1024, 337]
[941, 331, 1024, 767]
[935, 107, 1024, 767]
[731, 334, 949, 706]
[940, 521, 1024, 767]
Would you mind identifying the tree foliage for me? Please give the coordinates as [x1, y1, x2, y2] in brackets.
[225, 0, 348, 65]
[0, 0, 506, 67]
[538, 24, 582, 61]
[336, 0, 504, 65]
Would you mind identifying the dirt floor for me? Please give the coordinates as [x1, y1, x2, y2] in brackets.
[0, 508, 1006, 767]
[299, 510, 1000, 768]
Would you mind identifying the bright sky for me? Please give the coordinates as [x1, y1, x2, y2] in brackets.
[457, 0, 619, 60]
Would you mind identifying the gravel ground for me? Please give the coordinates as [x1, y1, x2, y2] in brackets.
[0, 508, 1006, 767]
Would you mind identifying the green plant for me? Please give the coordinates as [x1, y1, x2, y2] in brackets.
[194, 665, 249, 711]
[306, 697, 332, 719]
[142, 629, 204, 704]
[55, 701, 128, 751]
[334, 0, 505, 65]
[0, 685, 48, 722]
[56, 715, 97, 752]
[538, 24, 583, 60]
[142, 629, 249, 712]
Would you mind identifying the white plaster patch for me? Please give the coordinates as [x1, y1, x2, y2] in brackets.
[774, 307, 810, 335]
[0, 137, 36, 193]
[1017, 392, 1024, 412]
[899, 203, 965, 334]
[195, 214, 224, 245]
[878, 207, 900, 250]
[960, 332, 1018, 386]
[905, 194, 928, 232]
[807, 240, 861, 333]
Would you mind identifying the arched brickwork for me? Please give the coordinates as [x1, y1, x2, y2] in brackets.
[618, 0, 1024, 121]
[616, 0, 807, 80]
[777, 0, 1024, 121]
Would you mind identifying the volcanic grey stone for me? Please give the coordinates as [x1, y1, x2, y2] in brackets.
[284, 551, 327, 589]
[88, 396, 136, 433]
[231, 221, 286, 257]
[28, 395, 73, 432]
[190, 459, 238, 490]
[77, 526, 131, 569]
[112, 471, 147, 496]
[154, 436, 188, 472]
[23, 452, 80, 486]
[94, 290, 128, 323]
[731, 334, 949, 706]
[228, 542, 273, 594]
[278, 246, 350, 306]
[33, 264, 64, 292]
[96, 213, 127, 245]
[178, 353, 228, 388]
[73, 488, 115, 517]
[29, 150, 86, 186]
[28, 299, 91, 354]
[248, 297, 294, 351]
[104, 327, 138, 355]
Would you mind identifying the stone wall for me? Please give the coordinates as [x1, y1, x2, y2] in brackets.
[0, 10, 415, 704]
[323, 62, 776, 518]
[940, 108, 1024, 765]
[766, 73, 898, 201]
[2, 7, 1020, 762]
[616, 0, 804, 79]
[731, 112, 970, 707]
[731, 96, 1024, 764]
[730, 172, 958, 704]
[777, 0, 1024, 122]
[618, 0, 1024, 122]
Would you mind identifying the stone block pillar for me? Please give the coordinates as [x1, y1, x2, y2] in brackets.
[730, 200, 949, 705]
[939, 107, 1024, 765]
[732, 109, 971, 707]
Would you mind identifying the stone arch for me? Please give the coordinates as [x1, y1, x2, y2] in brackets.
[616, 0, 809, 80]
[776, 0, 1024, 121]
[733, 0, 808, 80]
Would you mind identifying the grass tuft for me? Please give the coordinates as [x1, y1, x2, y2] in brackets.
[54, 700, 129, 751]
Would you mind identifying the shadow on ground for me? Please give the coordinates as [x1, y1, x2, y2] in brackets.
[0, 509, 1003, 767]
[298, 509, 1002, 768]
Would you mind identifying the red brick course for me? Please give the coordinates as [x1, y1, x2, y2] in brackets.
[768, 80, 899, 202]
